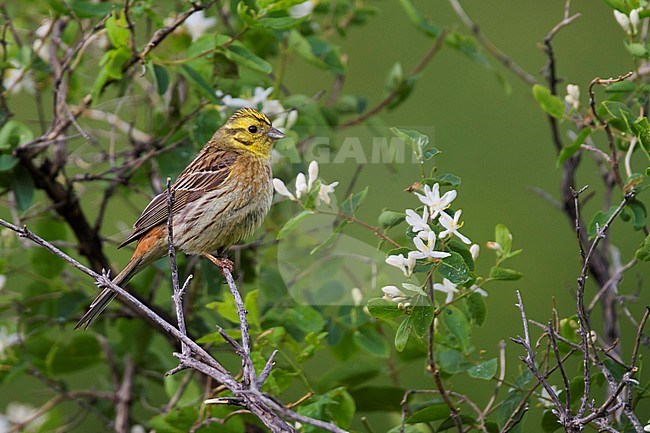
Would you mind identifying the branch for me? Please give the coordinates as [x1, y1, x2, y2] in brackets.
[588, 72, 633, 189]
[0, 218, 350, 433]
[337, 29, 447, 129]
[447, 0, 537, 86]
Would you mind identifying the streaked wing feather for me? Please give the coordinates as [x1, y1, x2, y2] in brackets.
[119, 150, 237, 248]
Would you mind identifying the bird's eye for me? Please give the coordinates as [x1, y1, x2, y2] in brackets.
[248, 125, 258, 133]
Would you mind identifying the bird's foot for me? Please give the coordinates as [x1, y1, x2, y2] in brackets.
[203, 253, 234, 273]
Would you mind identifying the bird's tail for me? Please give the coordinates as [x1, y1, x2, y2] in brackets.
[75, 258, 142, 330]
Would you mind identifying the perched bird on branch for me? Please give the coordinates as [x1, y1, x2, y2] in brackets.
[76, 107, 284, 329]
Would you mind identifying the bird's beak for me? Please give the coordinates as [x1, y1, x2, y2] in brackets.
[266, 127, 285, 140]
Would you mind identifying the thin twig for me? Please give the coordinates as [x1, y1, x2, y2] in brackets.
[448, 0, 537, 86]
[587, 72, 633, 188]
[337, 29, 448, 129]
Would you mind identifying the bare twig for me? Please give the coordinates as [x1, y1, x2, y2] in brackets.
[337, 29, 448, 129]
[448, 0, 537, 86]
[0, 218, 348, 433]
[587, 72, 634, 188]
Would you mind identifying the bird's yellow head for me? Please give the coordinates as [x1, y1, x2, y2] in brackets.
[220, 107, 285, 158]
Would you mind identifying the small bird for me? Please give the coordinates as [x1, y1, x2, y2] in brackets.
[75, 107, 284, 329]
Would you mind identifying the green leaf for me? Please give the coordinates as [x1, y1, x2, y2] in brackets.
[395, 316, 412, 351]
[397, 0, 439, 37]
[587, 206, 617, 239]
[288, 31, 345, 74]
[541, 410, 561, 432]
[625, 41, 648, 58]
[11, 166, 34, 212]
[244, 289, 261, 330]
[31, 248, 65, 279]
[466, 291, 486, 326]
[71, 0, 114, 18]
[350, 386, 405, 411]
[258, 16, 305, 30]
[431, 173, 461, 187]
[181, 65, 218, 101]
[46, 334, 103, 375]
[390, 127, 429, 162]
[468, 358, 497, 380]
[153, 64, 169, 95]
[438, 252, 471, 284]
[367, 298, 403, 319]
[0, 120, 34, 150]
[533, 84, 565, 118]
[441, 305, 470, 352]
[406, 404, 451, 423]
[205, 296, 239, 324]
[92, 47, 131, 99]
[635, 234, 650, 261]
[341, 187, 368, 216]
[0, 155, 18, 171]
[411, 305, 433, 338]
[105, 11, 130, 49]
[277, 210, 313, 239]
[378, 210, 405, 229]
[353, 327, 390, 357]
[222, 44, 273, 74]
[489, 266, 523, 281]
[601, 101, 635, 132]
[627, 198, 647, 230]
[605, 80, 635, 93]
[557, 128, 591, 166]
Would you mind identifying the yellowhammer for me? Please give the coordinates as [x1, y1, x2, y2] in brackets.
[76, 107, 285, 329]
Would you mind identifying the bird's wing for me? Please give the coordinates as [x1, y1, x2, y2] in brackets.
[118, 149, 238, 248]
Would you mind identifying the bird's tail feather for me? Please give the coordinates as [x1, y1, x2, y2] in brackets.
[75, 258, 141, 330]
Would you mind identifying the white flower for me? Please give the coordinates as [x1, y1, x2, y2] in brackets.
[433, 278, 459, 303]
[184, 10, 217, 41]
[385, 251, 417, 277]
[630, 8, 641, 32]
[307, 160, 318, 190]
[382, 285, 407, 303]
[131, 426, 146, 433]
[295, 173, 308, 198]
[486, 241, 502, 253]
[470, 244, 480, 261]
[317, 181, 338, 205]
[470, 284, 488, 297]
[0, 275, 6, 291]
[644, 423, 650, 433]
[289, 1, 316, 18]
[1, 402, 45, 431]
[351, 287, 363, 306]
[273, 178, 296, 200]
[0, 327, 19, 360]
[537, 385, 559, 408]
[273, 109, 298, 131]
[3, 63, 35, 95]
[414, 184, 457, 219]
[438, 210, 471, 244]
[405, 208, 430, 233]
[565, 84, 580, 111]
[218, 87, 298, 132]
[412, 230, 451, 260]
[614, 8, 643, 35]
[33, 19, 54, 62]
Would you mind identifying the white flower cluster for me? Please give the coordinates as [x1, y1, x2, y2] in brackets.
[0, 402, 46, 432]
[382, 183, 486, 306]
[273, 160, 339, 206]
[217, 86, 298, 131]
[565, 84, 580, 111]
[614, 7, 644, 36]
